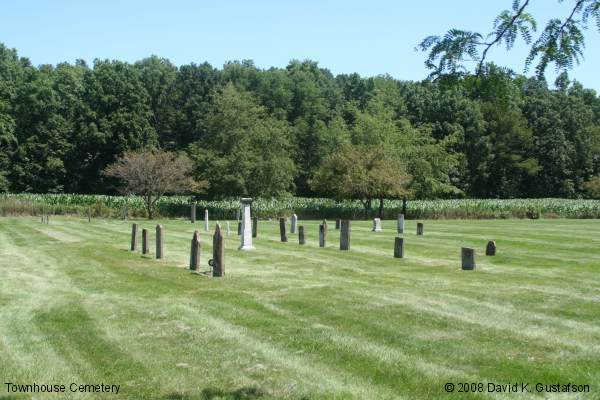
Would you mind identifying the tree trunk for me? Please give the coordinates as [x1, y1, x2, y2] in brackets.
[146, 194, 154, 220]
[378, 197, 384, 218]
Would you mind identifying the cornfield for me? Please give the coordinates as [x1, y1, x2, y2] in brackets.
[1, 193, 599, 219]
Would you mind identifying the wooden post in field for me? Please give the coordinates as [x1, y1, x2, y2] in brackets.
[190, 230, 200, 271]
[319, 224, 326, 247]
[190, 202, 196, 223]
[156, 224, 164, 259]
[335, 219, 341, 230]
[298, 226, 305, 244]
[211, 224, 224, 277]
[394, 237, 404, 258]
[416, 222, 424, 236]
[340, 220, 350, 250]
[279, 217, 287, 242]
[252, 216, 258, 238]
[461, 248, 475, 270]
[131, 224, 138, 251]
[142, 229, 149, 254]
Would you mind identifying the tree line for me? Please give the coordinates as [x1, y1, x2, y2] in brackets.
[1, 43, 599, 201]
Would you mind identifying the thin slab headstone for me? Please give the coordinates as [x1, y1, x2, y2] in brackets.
[298, 226, 305, 244]
[142, 228, 149, 254]
[485, 241, 496, 256]
[372, 218, 382, 232]
[211, 224, 224, 277]
[340, 220, 351, 250]
[417, 222, 424, 236]
[131, 223, 138, 251]
[279, 218, 288, 242]
[252, 216, 258, 238]
[239, 198, 255, 250]
[204, 209, 209, 231]
[290, 214, 298, 234]
[190, 203, 196, 223]
[237, 222, 242, 235]
[397, 214, 405, 234]
[461, 247, 476, 270]
[156, 224, 164, 259]
[319, 224, 326, 247]
[190, 230, 200, 270]
[335, 219, 341, 230]
[394, 237, 404, 258]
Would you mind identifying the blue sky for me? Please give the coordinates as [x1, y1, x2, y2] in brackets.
[2, 0, 599, 89]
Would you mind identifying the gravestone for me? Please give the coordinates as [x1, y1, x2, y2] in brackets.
[340, 220, 351, 250]
[372, 218, 382, 232]
[335, 219, 341, 230]
[190, 203, 196, 223]
[485, 241, 496, 256]
[122, 205, 129, 220]
[290, 214, 298, 234]
[131, 224, 138, 251]
[461, 247, 475, 270]
[142, 229, 149, 254]
[394, 237, 404, 258]
[298, 226, 305, 244]
[417, 222, 424, 236]
[319, 224, 326, 247]
[156, 224, 164, 259]
[190, 230, 200, 270]
[237, 222, 242, 235]
[279, 218, 288, 242]
[211, 224, 224, 277]
[397, 214, 405, 234]
[204, 209, 209, 232]
[239, 198, 255, 250]
[252, 216, 258, 238]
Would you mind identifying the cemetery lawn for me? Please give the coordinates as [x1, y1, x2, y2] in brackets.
[0, 217, 599, 400]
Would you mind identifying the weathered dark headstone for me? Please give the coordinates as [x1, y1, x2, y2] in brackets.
[319, 224, 326, 247]
[397, 214, 404, 234]
[335, 219, 341, 230]
[156, 224, 164, 259]
[190, 203, 196, 223]
[416, 222, 424, 236]
[252, 216, 258, 238]
[237, 221, 242, 235]
[298, 226, 305, 244]
[142, 228, 149, 254]
[340, 220, 351, 250]
[211, 224, 224, 277]
[461, 247, 475, 270]
[394, 237, 404, 258]
[485, 241, 496, 256]
[279, 217, 288, 242]
[190, 230, 200, 271]
[130, 224, 138, 251]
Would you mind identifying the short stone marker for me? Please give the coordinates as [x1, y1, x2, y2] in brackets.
[155, 224, 164, 259]
[290, 214, 298, 234]
[397, 214, 405, 234]
[204, 209, 209, 232]
[252, 216, 258, 238]
[298, 226, 305, 244]
[340, 220, 351, 250]
[335, 219, 341, 230]
[239, 198, 255, 250]
[394, 237, 404, 258]
[210, 224, 224, 277]
[142, 228, 149, 254]
[190, 230, 200, 270]
[461, 247, 475, 270]
[131, 224, 138, 251]
[485, 241, 496, 256]
[279, 217, 288, 242]
[190, 203, 196, 223]
[417, 222, 424, 236]
[319, 224, 326, 247]
[372, 218, 382, 232]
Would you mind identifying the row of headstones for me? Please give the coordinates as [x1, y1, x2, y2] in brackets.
[130, 223, 225, 277]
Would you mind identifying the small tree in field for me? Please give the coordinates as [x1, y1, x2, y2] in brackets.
[104, 148, 206, 219]
[310, 145, 412, 218]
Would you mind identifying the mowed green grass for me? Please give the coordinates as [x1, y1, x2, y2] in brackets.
[0, 217, 599, 400]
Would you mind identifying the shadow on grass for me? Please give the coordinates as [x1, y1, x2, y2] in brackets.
[163, 387, 269, 400]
